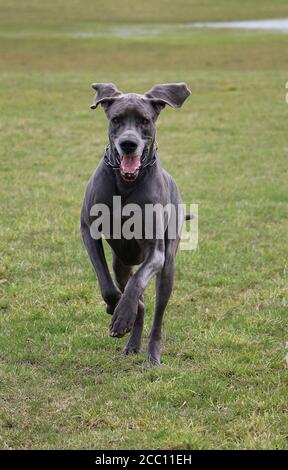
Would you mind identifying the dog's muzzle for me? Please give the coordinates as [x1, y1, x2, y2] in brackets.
[119, 148, 148, 182]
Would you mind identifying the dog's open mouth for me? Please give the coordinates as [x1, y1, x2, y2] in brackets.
[119, 154, 142, 182]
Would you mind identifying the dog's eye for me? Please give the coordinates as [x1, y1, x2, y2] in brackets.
[141, 118, 150, 125]
[112, 117, 120, 125]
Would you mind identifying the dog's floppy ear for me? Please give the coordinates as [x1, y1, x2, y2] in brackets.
[90, 83, 122, 110]
[144, 82, 191, 113]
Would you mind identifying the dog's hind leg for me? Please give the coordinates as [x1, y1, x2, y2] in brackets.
[110, 241, 165, 338]
[124, 295, 145, 355]
[112, 252, 133, 293]
[148, 242, 177, 365]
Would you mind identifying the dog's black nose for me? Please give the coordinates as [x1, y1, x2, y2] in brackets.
[119, 139, 138, 154]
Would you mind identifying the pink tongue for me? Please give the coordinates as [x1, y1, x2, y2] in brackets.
[120, 155, 141, 174]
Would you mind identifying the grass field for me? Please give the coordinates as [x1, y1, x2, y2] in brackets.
[0, 0, 287, 450]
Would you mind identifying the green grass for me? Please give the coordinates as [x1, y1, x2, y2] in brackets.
[0, 0, 287, 450]
[1, 0, 288, 30]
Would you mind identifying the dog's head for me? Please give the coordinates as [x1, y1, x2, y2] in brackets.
[91, 82, 191, 182]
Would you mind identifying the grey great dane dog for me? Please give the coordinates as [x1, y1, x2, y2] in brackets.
[80, 82, 191, 365]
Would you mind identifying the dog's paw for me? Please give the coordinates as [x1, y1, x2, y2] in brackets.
[147, 354, 161, 367]
[123, 343, 141, 355]
[147, 340, 161, 366]
[109, 302, 136, 338]
[109, 317, 134, 338]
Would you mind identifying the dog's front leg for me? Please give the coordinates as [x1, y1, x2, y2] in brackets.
[81, 223, 121, 314]
[110, 241, 165, 338]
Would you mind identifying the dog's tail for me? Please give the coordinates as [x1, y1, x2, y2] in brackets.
[185, 213, 194, 221]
